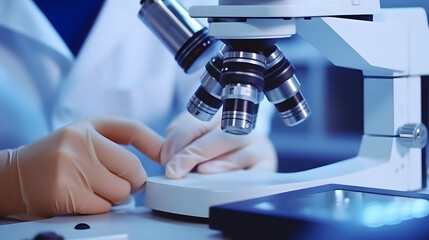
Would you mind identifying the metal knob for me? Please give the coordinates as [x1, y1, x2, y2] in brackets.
[397, 123, 428, 148]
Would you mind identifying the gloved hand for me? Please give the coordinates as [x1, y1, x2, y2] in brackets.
[0, 117, 163, 220]
[161, 112, 278, 179]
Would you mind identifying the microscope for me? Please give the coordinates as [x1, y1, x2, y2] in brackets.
[138, 0, 429, 218]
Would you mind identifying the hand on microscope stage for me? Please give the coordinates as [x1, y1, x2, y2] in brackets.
[0, 117, 163, 220]
[160, 111, 278, 179]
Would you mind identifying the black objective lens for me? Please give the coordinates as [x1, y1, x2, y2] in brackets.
[187, 46, 228, 121]
[264, 46, 311, 126]
[220, 51, 265, 135]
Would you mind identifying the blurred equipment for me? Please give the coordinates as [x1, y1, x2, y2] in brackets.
[209, 184, 429, 240]
[143, 0, 429, 218]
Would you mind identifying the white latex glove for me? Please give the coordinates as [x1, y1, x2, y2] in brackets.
[161, 112, 278, 179]
[0, 117, 163, 220]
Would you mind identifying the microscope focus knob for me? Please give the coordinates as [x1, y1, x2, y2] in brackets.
[397, 123, 428, 149]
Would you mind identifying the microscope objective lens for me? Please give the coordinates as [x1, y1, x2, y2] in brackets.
[264, 45, 311, 126]
[187, 50, 225, 121]
[220, 51, 265, 135]
[188, 43, 310, 134]
[188, 86, 222, 121]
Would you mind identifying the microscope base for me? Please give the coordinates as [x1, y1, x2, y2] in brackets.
[145, 136, 423, 218]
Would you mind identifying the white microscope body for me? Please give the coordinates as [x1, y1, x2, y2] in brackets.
[145, 0, 429, 218]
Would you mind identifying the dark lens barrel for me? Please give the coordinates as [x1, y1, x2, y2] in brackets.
[274, 91, 311, 126]
[252, 103, 259, 130]
[220, 51, 265, 135]
[206, 51, 225, 80]
[264, 46, 311, 126]
[187, 70, 223, 121]
[220, 51, 265, 90]
[176, 28, 218, 73]
[187, 85, 223, 121]
[221, 98, 256, 135]
[187, 48, 226, 121]
[138, 0, 220, 73]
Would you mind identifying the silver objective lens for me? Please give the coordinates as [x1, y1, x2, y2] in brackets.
[187, 46, 229, 121]
[264, 46, 311, 126]
[138, 0, 220, 73]
[220, 51, 265, 135]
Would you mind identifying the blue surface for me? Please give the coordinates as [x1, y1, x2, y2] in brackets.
[210, 184, 429, 240]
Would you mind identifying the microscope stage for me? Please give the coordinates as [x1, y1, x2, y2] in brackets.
[144, 157, 373, 218]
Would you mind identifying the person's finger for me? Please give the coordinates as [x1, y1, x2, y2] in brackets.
[53, 141, 133, 204]
[47, 179, 113, 216]
[164, 129, 253, 179]
[196, 139, 277, 174]
[249, 158, 278, 172]
[90, 117, 164, 162]
[196, 149, 258, 174]
[90, 172, 132, 204]
[197, 160, 242, 174]
[246, 136, 278, 172]
[72, 190, 113, 215]
[161, 112, 219, 165]
[89, 129, 147, 193]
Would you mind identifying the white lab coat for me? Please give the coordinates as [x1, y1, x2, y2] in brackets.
[0, 0, 273, 150]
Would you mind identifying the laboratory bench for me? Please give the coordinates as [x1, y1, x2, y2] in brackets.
[0, 206, 222, 240]
[2, 181, 429, 240]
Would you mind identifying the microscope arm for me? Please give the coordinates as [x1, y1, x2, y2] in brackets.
[297, 8, 429, 137]
[296, 8, 429, 77]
